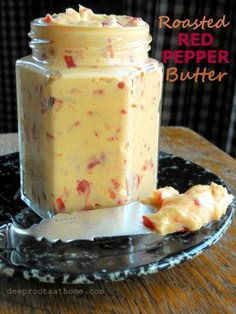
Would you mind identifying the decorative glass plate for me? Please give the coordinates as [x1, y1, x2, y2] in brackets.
[0, 152, 234, 284]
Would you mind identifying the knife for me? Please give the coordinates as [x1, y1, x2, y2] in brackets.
[0, 202, 155, 249]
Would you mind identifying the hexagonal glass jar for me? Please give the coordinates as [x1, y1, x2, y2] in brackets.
[16, 19, 163, 218]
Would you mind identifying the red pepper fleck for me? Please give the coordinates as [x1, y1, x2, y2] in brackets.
[120, 109, 127, 115]
[93, 89, 104, 95]
[86, 204, 93, 210]
[137, 174, 141, 187]
[74, 121, 80, 127]
[142, 165, 147, 171]
[194, 199, 201, 206]
[107, 46, 114, 58]
[142, 216, 155, 230]
[173, 217, 180, 223]
[156, 192, 163, 207]
[88, 111, 94, 116]
[107, 136, 118, 142]
[64, 55, 76, 68]
[46, 132, 55, 140]
[56, 197, 65, 212]
[107, 39, 114, 58]
[87, 159, 101, 170]
[179, 227, 190, 233]
[149, 159, 154, 169]
[77, 180, 91, 210]
[102, 21, 109, 26]
[49, 46, 55, 56]
[111, 179, 120, 190]
[76, 180, 90, 195]
[94, 131, 99, 137]
[117, 82, 125, 89]
[54, 99, 63, 112]
[108, 189, 116, 200]
[55, 153, 63, 157]
[44, 14, 52, 23]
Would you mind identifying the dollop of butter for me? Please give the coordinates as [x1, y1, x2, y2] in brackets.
[43, 5, 146, 27]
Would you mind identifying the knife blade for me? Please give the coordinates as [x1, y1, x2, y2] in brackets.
[0, 202, 155, 249]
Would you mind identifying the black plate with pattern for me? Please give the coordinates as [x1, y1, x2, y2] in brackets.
[0, 152, 234, 284]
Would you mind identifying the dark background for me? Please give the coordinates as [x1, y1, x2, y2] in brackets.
[1, 0, 235, 156]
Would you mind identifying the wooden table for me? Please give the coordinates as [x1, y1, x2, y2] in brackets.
[0, 127, 235, 313]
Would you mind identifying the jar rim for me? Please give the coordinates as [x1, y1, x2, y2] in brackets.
[32, 18, 149, 32]
[29, 17, 151, 66]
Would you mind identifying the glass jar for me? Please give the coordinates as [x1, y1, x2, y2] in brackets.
[16, 18, 163, 218]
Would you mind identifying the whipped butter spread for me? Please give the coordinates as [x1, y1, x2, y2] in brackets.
[143, 183, 234, 235]
[16, 6, 163, 216]
[44, 5, 146, 27]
